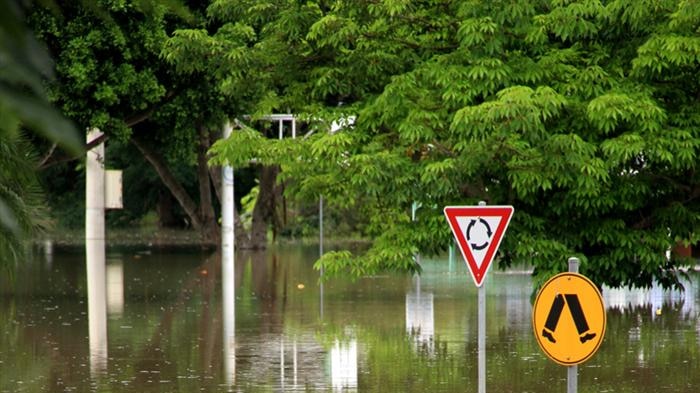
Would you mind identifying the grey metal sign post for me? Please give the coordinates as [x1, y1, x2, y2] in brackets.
[444, 202, 514, 393]
[568, 257, 580, 393]
[477, 201, 487, 393]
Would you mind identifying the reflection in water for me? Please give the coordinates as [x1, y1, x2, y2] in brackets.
[293, 340, 298, 388]
[280, 339, 284, 390]
[602, 277, 700, 369]
[405, 276, 434, 347]
[222, 249, 236, 387]
[3, 248, 700, 392]
[331, 339, 358, 391]
[44, 239, 53, 268]
[106, 260, 124, 315]
[278, 339, 302, 390]
[86, 241, 107, 377]
[603, 278, 698, 317]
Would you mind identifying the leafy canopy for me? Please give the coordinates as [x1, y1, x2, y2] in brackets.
[205, 0, 699, 289]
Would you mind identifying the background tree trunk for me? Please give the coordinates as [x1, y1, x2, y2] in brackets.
[249, 165, 282, 249]
[196, 125, 219, 245]
[132, 130, 284, 250]
[131, 134, 218, 247]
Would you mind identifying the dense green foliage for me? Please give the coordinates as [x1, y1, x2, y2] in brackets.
[29, 1, 186, 139]
[210, 0, 700, 289]
[0, 0, 81, 265]
[28, 1, 241, 243]
[12, 0, 699, 288]
[0, 0, 80, 151]
[0, 133, 50, 263]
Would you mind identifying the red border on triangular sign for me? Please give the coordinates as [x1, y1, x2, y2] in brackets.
[444, 205, 514, 287]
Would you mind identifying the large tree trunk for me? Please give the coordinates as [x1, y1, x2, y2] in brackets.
[156, 190, 180, 227]
[132, 127, 284, 250]
[196, 125, 219, 245]
[131, 134, 217, 247]
[249, 164, 283, 249]
[131, 135, 202, 229]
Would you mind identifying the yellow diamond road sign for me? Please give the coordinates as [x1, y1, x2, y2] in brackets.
[532, 272, 606, 366]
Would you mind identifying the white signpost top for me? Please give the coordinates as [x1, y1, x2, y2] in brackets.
[444, 205, 514, 287]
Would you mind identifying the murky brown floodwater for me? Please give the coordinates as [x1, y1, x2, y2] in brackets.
[1, 244, 699, 392]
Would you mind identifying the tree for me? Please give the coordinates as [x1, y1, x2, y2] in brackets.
[0, 0, 81, 265]
[29, 1, 243, 247]
[161, 0, 333, 247]
[31, 0, 314, 249]
[211, 0, 699, 289]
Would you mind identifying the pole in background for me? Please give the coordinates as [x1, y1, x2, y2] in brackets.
[412, 201, 421, 265]
[568, 257, 580, 393]
[86, 128, 108, 375]
[319, 196, 324, 258]
[477, 200, 486, 393]
[319, 195, 324, 320]
[222, 121, 236, 385]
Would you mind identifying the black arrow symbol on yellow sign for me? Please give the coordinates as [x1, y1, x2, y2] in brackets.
[541, 294, 597, 344]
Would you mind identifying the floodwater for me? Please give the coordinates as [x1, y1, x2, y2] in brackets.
[1, 244, 699, 392]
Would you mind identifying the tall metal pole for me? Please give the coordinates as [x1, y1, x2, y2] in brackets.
[568, 257, 580, 393]
[477, 200, 487, 393]
[412, 201, 421, 265]
[222, 121, 236, 385]
[319, 196, 324, 257]
[319, 195, 324, 320]
[86, 128, 107, 375]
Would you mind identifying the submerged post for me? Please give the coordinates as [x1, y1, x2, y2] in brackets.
[222, 121, 236, 385]
[85, 128, 107, 374]
[477, 200, 486, 393]
[568, 257, 580, 393]
[448, 241, 455, 271]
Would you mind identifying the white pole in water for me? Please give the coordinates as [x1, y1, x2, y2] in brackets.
[85, 128, 108, 375]
[568, 257, 580, 393]
[477, 200, 487, 393]
[222, 121, 236, 385]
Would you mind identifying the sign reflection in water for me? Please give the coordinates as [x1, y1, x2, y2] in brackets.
[330, 339, 358, 391]
[405, 276, 435, 347]
[106, 260, 124, 316]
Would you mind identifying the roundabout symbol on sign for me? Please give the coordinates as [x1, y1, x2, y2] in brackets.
[466, 218, 492, 251]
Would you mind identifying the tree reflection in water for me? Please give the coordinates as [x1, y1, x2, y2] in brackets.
[1, 248, 700, 392]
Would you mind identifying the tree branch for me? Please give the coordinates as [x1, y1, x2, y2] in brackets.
[37, 143, 57, 169]
[37, 133, 108, 170]
[124, 90, 178, 127]
[130, 134, 204, 230]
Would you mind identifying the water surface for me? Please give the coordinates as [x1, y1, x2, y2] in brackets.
[1, 245, 699, 392]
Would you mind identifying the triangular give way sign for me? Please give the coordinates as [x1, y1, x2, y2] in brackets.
[444, 205, 514, 287]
